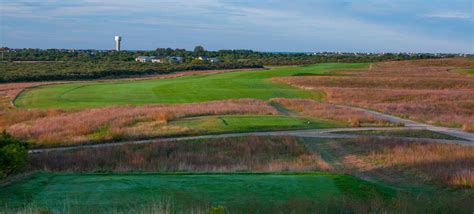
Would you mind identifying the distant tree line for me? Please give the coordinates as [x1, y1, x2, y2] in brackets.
[0, 46, 452, 65]
[0, 61, 262, 82]
[0, 46, 461, 82]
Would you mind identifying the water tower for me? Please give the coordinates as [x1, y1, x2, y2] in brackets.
[115, 36, 122, 51]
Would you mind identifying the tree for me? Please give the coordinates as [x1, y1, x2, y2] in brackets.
[194, 45, 205, 55]
[0, 131, 28, 178]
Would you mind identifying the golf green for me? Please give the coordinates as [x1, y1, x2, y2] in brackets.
[14, 63, 367, 109]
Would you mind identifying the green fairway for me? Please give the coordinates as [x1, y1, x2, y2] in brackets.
[0, 172, 391, 211]
[14, 63, 367, 109]
[172, 115, 343, 133]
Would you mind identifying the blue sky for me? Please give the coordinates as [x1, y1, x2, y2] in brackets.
[1, 0, 473, 53]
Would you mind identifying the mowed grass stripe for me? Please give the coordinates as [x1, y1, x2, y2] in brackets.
[171, 115, 343, 133]
[14, 63, 368, 109]
[0, 172, 392, 210]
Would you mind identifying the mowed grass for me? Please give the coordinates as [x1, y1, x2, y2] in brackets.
[14, 63, 367, 109]
[172, 115, 343, 134]
[0, 172, 392, 211]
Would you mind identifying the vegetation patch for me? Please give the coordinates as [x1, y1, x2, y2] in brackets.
[303, 137, 474, 188]
[275, 58, 474, 128]
[270, 98, 397, 127]
[28, 136, 330, 172]
[5, 99, 277, 147]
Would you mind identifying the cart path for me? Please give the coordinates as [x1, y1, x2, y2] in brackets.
[29, 125, 473, 154]
[332, 104, 474, 142]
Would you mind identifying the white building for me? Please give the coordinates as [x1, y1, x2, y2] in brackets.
[197, 56, 219, 63]
[135, 56, 154, 62]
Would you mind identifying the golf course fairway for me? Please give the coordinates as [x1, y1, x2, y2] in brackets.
[14, 63, 367, 109]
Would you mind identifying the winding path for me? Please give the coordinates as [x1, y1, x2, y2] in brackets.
[333, 104, 474, 142]
[26, 102, 474, 153]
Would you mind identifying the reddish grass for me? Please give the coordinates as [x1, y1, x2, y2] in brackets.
[270, 98, 392, 127]
[339, 137, 474, 188]
[274, 58, 474, 128]
[28, 136, 331, 172]
[7, 99, 277, 146]
[462, 124, 474, 132]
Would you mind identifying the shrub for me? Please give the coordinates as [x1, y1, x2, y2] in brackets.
[0, 131, 29, 178]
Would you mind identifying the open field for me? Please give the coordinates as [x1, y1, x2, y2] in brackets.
[2, 59, 474, 212]
[26, 136, 474, 189]
[275, 58, 474, 128]
[13, 63, 366, 109]
[3, 136, 474, 212]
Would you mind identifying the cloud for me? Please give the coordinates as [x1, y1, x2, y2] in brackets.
[1, 0, 472, 52]
[423, 11, 471, 19]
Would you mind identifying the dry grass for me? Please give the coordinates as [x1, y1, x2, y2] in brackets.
[270, 98, 393, 127]
[275, 58, 474, 128]
[336, 137, 474, 188]
[6, 99, 277, 146]
[28, 136, 331, 172]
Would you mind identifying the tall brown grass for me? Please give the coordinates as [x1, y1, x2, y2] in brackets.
[28, 136, 331, 172]
[6, 99, 277, 146]
[270, 98, 392, 127]
[338, 137, 474, 188]
[274, 58, 474, 128]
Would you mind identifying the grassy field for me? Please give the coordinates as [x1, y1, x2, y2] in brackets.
[14, 63, 367, 109]
[275, 58, 474, 128]
[0, 172, 392, 212]
[333, 129, 464, 140]
[172, 115, 342, 134]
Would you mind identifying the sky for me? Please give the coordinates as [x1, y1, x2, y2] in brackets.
[0, 0, 473, 53]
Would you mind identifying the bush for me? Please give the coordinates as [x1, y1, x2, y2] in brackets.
[0, 131, 29, 178]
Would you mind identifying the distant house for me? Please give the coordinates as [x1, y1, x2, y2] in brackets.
[136, 56, 183, 63]
[167, 56, 183, 63]
[135, 56, 154, 63]
[197, 56, 219, 63]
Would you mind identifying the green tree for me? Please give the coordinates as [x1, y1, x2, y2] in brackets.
[0, 131, 28, 178]
[194, 45, 205, 55]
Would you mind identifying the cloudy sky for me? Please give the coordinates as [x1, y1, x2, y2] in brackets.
[1, 0, 473, 53]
